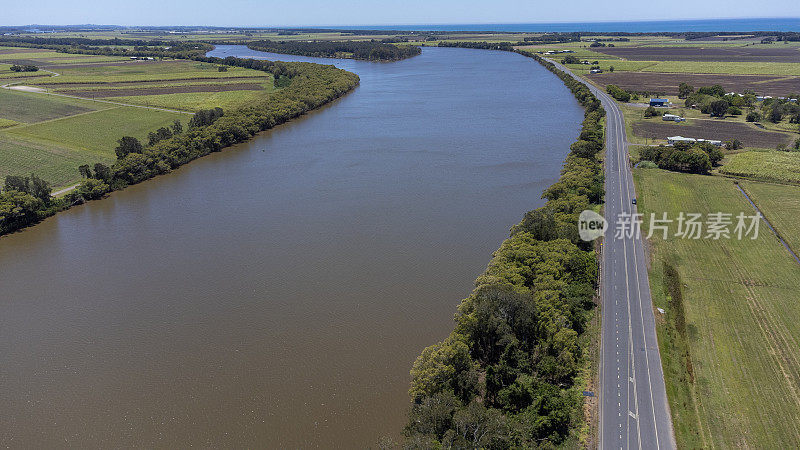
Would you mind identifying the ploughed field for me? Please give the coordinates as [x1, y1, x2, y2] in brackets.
[632, 118, 795, 149]
[587, 72, 800, 97]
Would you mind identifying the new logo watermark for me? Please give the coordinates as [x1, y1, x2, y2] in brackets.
[579, 210, 607, 242]
[577, 210, 762, 242]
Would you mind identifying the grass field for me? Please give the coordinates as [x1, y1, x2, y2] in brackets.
[5, 106, 187, 157]
[719, 150, 800, 184]
[107, 89, 270, 111]
[0, 88, 102, 123]
[639, 60, 800, 76]
[32, 60, 269, 84]
[634, 168, 800, 449]
[0, 48, 278, 188]
[0, 134, 107, 187]
[740, 181, 800, 254]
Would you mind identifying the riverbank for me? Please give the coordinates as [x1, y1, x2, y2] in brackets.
[0, 54, 359, 236]
[0, 46, 587, 448]
[401, 48, 605, 447]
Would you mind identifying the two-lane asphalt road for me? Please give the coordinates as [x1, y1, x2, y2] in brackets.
[546, 59, 676, 449]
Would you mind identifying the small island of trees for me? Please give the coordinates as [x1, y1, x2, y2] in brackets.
[246, 39, 421, 61]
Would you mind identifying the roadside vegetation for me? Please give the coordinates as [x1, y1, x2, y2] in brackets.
[402, 52, 604, 448]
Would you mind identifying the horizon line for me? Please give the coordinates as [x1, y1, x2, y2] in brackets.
[2, 16, 800, 29]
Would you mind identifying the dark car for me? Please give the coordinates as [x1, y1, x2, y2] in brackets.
[632, 198, 637, 205]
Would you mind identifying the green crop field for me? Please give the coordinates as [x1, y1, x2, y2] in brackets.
[641, 60, 800, 76]
[0, 48, 278, 189]
[0, 118, 20, 129]
[565, 60, 658, 73]
[5, 106, 187, 157]
[0, 88, 104, 123]
[107, 89, 270, 112]
[719, 150, 800, 184]
[0, 134, 107, 188]
[739, 181, 800, 254]
[32, 60, 269, 84]
[634, 168, 800, 449]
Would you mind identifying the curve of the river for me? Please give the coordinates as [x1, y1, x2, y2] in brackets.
[0, 46, 583, 447]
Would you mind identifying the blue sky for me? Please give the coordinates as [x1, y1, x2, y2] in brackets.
[3, 0, 800, 27]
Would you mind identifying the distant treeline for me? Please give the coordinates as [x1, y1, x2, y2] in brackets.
[245, 39, 420, 61]
[402, 50, 605, 447]
[524, 33, 581, 43]
[437, 41, 518, 51]
[0, 58, 359, 236]
[0, 36, 213, 59]
[684, 31, 800, 41]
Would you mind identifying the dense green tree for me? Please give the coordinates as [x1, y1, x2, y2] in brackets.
[698, 84, 726, 97]
[171, 119, 183, 135]
[746, 110, 762, 122]
[769, 107, 784, 123]
[4, 175, 28, 193]
[678, 82, 694, 99]
[76, 178, 110, 200]
[78, 164, 92, 178]
[28, 174, 51, 202]
[409, 337, 478, 404]
[93, 163, 111, 182]
[115, 136, 143, 159]
[606, 84, 631, 102]
[709, 99, 730, 117]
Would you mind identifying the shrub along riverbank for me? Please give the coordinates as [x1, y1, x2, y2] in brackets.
[0, 57, 359, 236]
[403, 49, 605, 447]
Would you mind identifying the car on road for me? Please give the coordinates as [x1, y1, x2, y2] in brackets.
[632, 198, 637, 205]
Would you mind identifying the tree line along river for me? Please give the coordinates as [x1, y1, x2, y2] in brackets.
[0, 45, 583, 447]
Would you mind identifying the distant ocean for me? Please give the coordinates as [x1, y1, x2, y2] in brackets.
[326, 18, 800, 33]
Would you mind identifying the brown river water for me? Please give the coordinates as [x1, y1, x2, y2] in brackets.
[0, 46, 582, 447]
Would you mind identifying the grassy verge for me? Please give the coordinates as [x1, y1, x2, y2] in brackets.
[634, 168, 800, 448]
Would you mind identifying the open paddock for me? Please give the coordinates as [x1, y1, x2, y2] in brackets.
[634, 168, 800, 449]
[632, 118, 795, 148]
[0, 88, 104, 123]
[720, 151, 800, 184]
[0, 134, 106, 188]
[5, 106, 187, 156]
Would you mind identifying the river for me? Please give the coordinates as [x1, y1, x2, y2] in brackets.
[0, 46, 583, 447]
